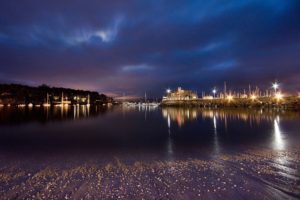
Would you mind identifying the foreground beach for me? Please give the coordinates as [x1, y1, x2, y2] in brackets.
[0, 147, 299, 199]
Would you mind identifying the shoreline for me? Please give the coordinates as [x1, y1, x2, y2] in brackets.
[161, 96, 300, 111]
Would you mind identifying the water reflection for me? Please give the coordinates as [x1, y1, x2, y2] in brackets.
[0, 106, 299, 199]
[273, 116, 285, 150]
[161, 107, 300, 153]
[162, 108, 198, 127]
[0, 105, 110, 125]
[162, 107, 300, 127]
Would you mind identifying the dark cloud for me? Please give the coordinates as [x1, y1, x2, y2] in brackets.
[0, 0, 299, 97]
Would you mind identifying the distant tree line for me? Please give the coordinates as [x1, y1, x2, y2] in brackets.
[0, 84, 113, 105]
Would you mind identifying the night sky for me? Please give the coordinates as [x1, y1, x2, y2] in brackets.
[0, 0, 300, 98]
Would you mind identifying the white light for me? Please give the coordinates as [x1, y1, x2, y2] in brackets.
[274, 117, 284, 150]
[166, 89, 171, 93]
[272, 82, 279, 90]
[212, 89, 217, 94]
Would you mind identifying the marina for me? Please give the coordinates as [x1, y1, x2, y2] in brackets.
[1, 0, 300, 199]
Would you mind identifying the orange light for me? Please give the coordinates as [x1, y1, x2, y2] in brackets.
[227, 95, 233, 101]
[250, 95, 257, 100]
[275, 92, 283, 100]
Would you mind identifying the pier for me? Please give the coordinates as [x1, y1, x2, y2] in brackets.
[161, 96, 300, 110]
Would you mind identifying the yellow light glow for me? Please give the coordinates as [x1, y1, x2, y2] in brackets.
[275, 92, 283, 100]
[250, 95, 257, 100]
[227, 95, 233, 101]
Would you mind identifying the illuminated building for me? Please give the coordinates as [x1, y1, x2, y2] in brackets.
[163, 87, 198, 101]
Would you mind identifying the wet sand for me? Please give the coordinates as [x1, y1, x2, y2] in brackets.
[0, 148, 299, 200]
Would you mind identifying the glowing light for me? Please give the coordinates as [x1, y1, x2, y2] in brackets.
[275, 92, 283, 100]
[166, 89, 171, 93]
[250, 94, 257, 100]
[273, 116, 284, 150]
[203, 96, 213, 100]
[213, 115, 217, 130]
[272, 82, 279, 90]
[227, 95, 233, 101]
[167, 114, 171, 129]
[212, 89, 217, 94]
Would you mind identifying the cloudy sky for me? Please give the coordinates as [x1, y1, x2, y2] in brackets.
[0, 0, 300, 97]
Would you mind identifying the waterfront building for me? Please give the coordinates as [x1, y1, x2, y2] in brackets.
[163, 87, 197, 101]
[203, 95, 214, 100]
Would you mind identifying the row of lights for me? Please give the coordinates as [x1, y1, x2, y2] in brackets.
[166, 82, 284, 101]
[226, 82, 283, 101]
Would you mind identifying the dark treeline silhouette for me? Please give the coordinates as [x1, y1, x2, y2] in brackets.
[0, 84, 113, 105]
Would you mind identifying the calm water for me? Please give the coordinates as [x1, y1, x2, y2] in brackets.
[0, 105, 299, 199]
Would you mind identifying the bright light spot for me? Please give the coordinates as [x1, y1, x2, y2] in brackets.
[250, 94, 257, 100]
[166, 89, 171, 93]
[275, 92, 283, 100]
[212, 89, 217, 94]
[167, 114, 171, 129]
[213, 115, 217, 130]
[272, 82, 279, 90]
[227, 95, 233, 101]
[273, 116, 284, 150]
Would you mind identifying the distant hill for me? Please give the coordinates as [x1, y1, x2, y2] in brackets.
[0, 84, 113, 105]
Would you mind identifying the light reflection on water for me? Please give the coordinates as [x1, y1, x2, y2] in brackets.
[0, 105, 299, 198]
[273, 116, 284, 150]
[160, 107, 300, 152]
[0, 105, 299, 153]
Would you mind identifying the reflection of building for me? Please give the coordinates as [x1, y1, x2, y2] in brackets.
[162, 107, 198, 126]
[163, 87, 197, 101]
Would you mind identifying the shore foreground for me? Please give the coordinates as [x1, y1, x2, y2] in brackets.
[0, 148, 299, 199]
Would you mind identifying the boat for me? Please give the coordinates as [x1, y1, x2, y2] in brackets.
[43, 93, 51, 107]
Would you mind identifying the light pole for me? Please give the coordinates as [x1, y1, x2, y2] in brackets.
[212, 89, 217, 98]
[272, 82, 279, 94]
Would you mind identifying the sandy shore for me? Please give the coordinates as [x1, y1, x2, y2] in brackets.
[0, 148, 299, 199]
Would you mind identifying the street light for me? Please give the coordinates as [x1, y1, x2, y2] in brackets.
[275, 92, 283, 101]
[272, 82, 279, 93]
[227, 94, 233, 101]
[166, 89, 171, 94]
[212, 89, 217, 98]
[250, 94, 257, 101]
